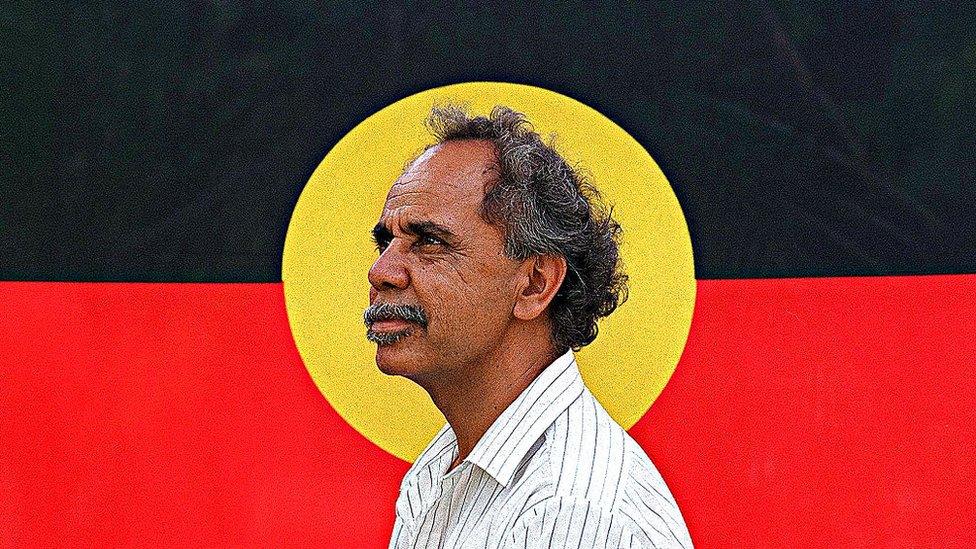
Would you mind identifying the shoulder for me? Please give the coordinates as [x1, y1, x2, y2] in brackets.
[533, 391, 692, 547]
[546, 389, 651, 507]
[614, 440, 694, 549]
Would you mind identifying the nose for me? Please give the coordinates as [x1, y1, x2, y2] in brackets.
[368, 242, 410, 296]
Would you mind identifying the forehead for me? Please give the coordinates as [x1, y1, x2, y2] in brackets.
[381, 140, 498, 221]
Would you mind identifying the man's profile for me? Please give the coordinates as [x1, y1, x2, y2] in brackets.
[364, 105, 692, 548]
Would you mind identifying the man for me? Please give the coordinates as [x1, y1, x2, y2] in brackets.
[364, 105, 692, 548]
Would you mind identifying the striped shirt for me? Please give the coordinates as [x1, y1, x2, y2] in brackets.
[389, 351, 693, 548]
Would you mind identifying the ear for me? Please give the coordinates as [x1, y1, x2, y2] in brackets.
[513, 254, 568, 321]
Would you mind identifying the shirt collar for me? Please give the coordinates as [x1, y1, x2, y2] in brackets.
[460, 349, 586, 487]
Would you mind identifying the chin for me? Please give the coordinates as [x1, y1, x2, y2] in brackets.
[374, 340, 429, 379]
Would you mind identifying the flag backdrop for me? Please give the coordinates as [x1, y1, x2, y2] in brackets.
[2, 2, 975, 547]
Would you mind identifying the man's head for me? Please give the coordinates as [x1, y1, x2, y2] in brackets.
[365, 106, 627, 380]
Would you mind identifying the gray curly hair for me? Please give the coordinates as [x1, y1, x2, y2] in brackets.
[425, 105, 628, 352]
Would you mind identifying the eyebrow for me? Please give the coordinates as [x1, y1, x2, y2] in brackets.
[371, 219, 459, 246]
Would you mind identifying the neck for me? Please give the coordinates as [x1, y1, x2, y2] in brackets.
[420, 330, 561, 469]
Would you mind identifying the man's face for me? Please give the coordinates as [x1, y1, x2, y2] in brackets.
[366, 140, 522, 381]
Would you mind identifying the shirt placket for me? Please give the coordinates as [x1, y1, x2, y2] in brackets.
[409, 448, 463, 547]
[438, 462, 470, 548]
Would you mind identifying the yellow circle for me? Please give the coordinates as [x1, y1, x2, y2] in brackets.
[283, 82, 695, 463]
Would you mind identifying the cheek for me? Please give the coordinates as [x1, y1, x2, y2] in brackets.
[415, 263, 479, 311]
[418, 260, 515, 321]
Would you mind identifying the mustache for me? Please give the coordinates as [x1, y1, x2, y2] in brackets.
[363, 302, 429, 329]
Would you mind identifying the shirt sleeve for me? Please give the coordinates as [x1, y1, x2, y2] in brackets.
[504, 496, 682, 549]
[388, 517, 410, 549]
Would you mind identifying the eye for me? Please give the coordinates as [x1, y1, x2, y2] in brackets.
[418, 235, 444, 247]
[374, 237, 391, 253]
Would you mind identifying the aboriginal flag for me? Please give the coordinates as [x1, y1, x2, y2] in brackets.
[3, 3, 974, 547]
